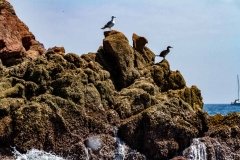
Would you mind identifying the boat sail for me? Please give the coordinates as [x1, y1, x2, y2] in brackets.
[231, 75, 240, 105]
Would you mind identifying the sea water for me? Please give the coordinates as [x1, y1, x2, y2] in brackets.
[204, 104, 240, 115]
[183, 138, 207, 160]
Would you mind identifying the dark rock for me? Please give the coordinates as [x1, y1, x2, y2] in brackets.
[64, 53, 84, 68]
[203, 113, 240, 158]
[118, 98, 206, 159]
[46, 46, 65, 56]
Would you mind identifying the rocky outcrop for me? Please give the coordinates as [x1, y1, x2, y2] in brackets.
[1, 1, 234, 159]
[0, 28, 207, 159]
[0, 0, 45, 66]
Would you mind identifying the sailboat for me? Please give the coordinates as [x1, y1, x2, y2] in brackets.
[231, 75, 240, 105]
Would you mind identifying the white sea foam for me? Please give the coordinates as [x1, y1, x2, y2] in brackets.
[13, 148, 65, 160]
[112, 127, 127, 160]
[183, 138, 207, 160]
[83, 146, 90, 160]
[114, 137, 126, 160]
[85, 136, 102, 151]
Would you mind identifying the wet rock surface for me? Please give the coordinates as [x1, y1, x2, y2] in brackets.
[1, 1, 238, 159]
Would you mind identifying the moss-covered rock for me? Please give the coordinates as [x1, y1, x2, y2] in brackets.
[118, 97, 207, 159]
[0, 5, 208, 158]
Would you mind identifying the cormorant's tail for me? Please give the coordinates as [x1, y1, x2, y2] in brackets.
[101, 26, 106, 29]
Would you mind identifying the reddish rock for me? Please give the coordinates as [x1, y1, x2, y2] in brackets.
[0, 0, 45, 66]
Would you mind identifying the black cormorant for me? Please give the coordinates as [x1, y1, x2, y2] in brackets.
[158, 46, 173, 59]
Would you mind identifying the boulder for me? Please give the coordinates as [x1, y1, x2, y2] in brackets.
[97, 31, 155, 90]
[0, 0, 45, 66]
[100, 30, 139, 89]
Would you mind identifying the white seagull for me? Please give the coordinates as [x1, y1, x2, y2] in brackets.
[101, 16, 116, 30]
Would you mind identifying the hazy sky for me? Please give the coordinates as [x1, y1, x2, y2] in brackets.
[10, 0, 240, 104]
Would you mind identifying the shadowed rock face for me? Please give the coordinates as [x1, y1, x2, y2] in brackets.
[0, 1, 232, 160]
[0, 0, 45, 66]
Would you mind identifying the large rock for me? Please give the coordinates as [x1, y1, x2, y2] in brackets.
[0, 0, 45, 66]
[99, 30, 139, 89]
[118, 97, 207, 159]
[0, 2, 212, 159]
[97, 31, 155, 90]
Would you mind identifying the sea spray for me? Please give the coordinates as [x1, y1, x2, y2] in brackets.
[84, 135, 102, 160]
[85, 136, 102, 151]
[114, 137, 126, 160]
[112, 127, 146, 160]
[183, 138, 207, 160]
[13, 148, 65, 160]
[83, 147, 90, 160]
[84, 130, 127, 159]
[113, 127, 127, 160]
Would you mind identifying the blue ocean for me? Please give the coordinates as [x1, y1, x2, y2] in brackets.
[204, 104, 240, 115]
